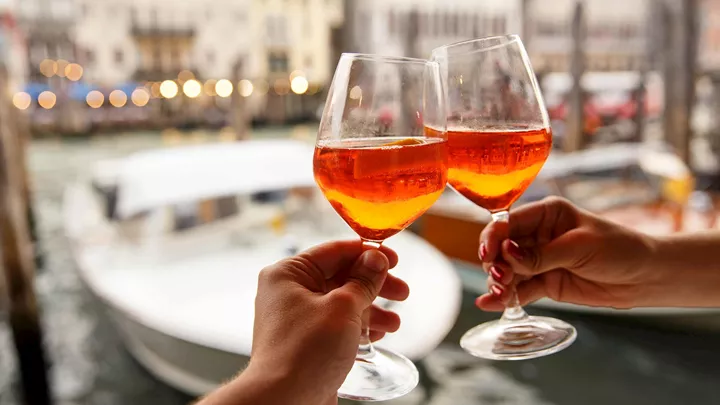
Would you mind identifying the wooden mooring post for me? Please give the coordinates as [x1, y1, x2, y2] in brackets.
[0, 65, 53, 405]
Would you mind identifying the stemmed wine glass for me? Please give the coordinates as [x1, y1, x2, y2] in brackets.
[313, 53, 447, 400]
[431, 35, 577, 360]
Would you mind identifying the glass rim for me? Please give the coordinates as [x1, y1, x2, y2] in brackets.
[341, 52, 435, 65]
[431, 34, 521, 58]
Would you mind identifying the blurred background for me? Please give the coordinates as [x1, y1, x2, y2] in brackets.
[1, 0, 720, 405]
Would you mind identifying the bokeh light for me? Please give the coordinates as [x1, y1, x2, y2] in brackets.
[239, 79, 254, 97]
[13, 92, 32, 110]
[131, 88, 150, 107]
[56, 59, 69, 78]
[255, 80, 269, 95]
[65, 63, 84, 81]
[204, 79, 217, 96]
[38, 91, 56, 109]
[39, 59, 57, 77]
[86, 90, 105, 108]
[150, 82, 162, 98]
[109, 90, 128, 107]
[183, 79, 202, 98]
[290, 76, 309, 95]
[289, 70, 305, 81]
[349, 85, 363, 100]
[178, 70, 195, 82]
[215, 79, 233, 98]
[160, 80, 179, 98]
[273, 79, 290, 95]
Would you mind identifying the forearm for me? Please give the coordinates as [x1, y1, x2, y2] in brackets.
[196, 365, 304, 405]
[642, 231, 720, 307]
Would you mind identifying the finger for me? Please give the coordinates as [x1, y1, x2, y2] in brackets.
[369, 330, 386, 342]
[369, 305, 401, 333]
[515, 276, 549, 306]
[298, 240, 399, 279]
[378, 273, 410, 301]
[500, 230, 588, 277]
[479, 219, 509, 263]
[475, 293, 505, 312]
[488, 262, 514, 286]
[331, 249, 389, 310]
[485, 277, 513, 306]
[505, 197, 578, 240]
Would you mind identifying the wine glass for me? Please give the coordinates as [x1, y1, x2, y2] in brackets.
[313, 53, 447, 400]
[431, 35, 577, 360]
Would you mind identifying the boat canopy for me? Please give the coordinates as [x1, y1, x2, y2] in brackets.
[113, 139, 316, 218]
[539, 143, 691, 180]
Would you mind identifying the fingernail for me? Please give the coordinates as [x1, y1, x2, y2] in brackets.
[479, 243, 488, 260]
[490, 285, 505, 297]
[507, 240, 524, 261]
[361, 250, 388, 273]
[490, 265, 505, 281]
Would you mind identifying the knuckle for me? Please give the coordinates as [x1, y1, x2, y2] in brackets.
[543, 195, 572, 210]
[331, 289, 359, 310]
[257, 266, 278, 285]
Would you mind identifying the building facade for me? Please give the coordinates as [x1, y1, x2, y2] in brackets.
[349, 0, 523, 58]
[526, 0, 651, 73]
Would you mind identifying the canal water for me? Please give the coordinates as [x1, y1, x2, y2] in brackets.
[0, 128, 718, 405]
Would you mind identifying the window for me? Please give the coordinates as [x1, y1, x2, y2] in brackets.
[115, 48, 124, 64]
[388, 10, 396, 35]
[85, 49, 96, 64]
[206, 51, 215, 65]
[268, 52, 289, 73]
[304, 55, 313, 70]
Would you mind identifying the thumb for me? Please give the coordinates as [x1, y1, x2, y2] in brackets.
[502, 232, 583, 276]
[335, 249, 389, 310]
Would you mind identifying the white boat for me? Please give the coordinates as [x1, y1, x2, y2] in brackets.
[62, 139, 462, 397]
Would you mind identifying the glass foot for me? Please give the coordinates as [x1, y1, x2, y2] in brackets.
[460, 316, 577, 360]
[338, 347, 419, 401]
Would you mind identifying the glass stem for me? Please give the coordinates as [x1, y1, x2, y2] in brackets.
[357, 239, 382, 360]
[491, 210, 529, 322]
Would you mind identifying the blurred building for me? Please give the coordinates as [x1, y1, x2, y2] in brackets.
[348, 0, 524, 58]
[699, 0, 720, 73]
[526, 0, 650, 73]
[0, 2, 26, 92]
[12, 0, 76, 84]
[69, 0, 342, 123]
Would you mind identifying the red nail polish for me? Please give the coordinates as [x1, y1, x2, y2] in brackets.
[490, 285, 504, 297]
[479, 243, 487, 260]
[490, 265, 505, 281]
[507, 241, 524, 261]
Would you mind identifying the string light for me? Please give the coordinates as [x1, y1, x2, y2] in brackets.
[273, 79, 290, 95]
[38, 91, 56, 109]
[239, 79, 253, 97]
[65, 63, 84, 81]
[215, 79, 233, 98]
[290, 76, 309, 95]
[131, 88, 150, 107]
[56, 60, 69, 78]
[86, 90, 105, 108]
[12, 92, 32, 110]
[204, 79, 217, 96]
[160, 80, 179, 98]
[109, 90, 127, 107]
[183, 79, 202, 98]
[150, 82, 162, 98]
[39, 59, 57, 77]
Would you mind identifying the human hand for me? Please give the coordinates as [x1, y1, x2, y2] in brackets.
[248, 240, 409, 405]
[476, 197, 657, 311]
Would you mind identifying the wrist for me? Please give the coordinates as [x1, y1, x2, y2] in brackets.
[199, 362, 304, 405]
[638, 232, 720, 307]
